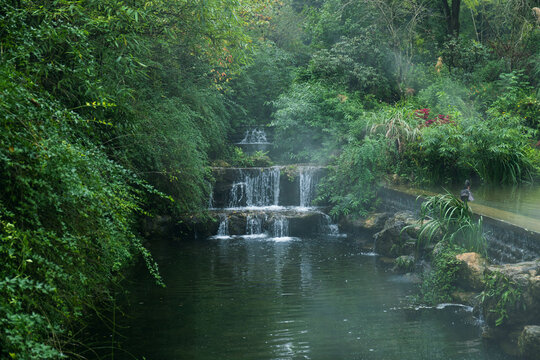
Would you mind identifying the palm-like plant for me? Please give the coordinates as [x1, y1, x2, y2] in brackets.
[413, 191, 486, 254]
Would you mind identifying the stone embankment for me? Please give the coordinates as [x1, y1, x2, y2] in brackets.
[346, 210, 540, 359]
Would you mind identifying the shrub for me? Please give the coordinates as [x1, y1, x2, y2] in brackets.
[271, 82, 362, 164]
[462, 114, 538, 184]
[418, 243, 464, 305]
[412, 191, 486, 254]
[317, 136, 387, 217]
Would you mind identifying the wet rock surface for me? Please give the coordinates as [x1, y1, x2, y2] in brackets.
[373, 211, 418, 257]
[518, 325, 540, 359]
[455, 252, 488, 291]
[339, 212, 389, 236]
[483, 259, 540, 329]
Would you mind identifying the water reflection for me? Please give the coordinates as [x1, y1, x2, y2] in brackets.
[100, 236, 516, 360]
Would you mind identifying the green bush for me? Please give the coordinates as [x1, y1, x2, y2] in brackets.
[317, 136, 387, 217]
[462, 114, 538, 184]
[0, 85, 162, 357]
[271, 82, 362, 163]
[419, 243, 463, 305]
[230, 148, 273, 167]
[481, 272, 524, 327]
[399, 109, 538, 185]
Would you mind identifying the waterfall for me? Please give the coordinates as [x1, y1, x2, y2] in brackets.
[300, 167, 318, 207]
[246, 215, 263, 235]
[210, 215, 230, 239]
[208, 191, 214, 209]
[239, 128, 268, 144]
[319, 214, 342, 237]
[229, 181, 247, 208]
[211, 164, 342, 239]
[273, 216, 289, 238]
[229, 168, 280, 207]
[217, 216, 229, 236]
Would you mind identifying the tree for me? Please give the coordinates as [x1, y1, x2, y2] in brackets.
[441, 0, 462, 36]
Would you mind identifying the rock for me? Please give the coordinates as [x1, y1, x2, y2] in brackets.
[451, 290, 480, 305]
[455, 252, 488, 291]
[482, 259, 540, 329]
[339, 212, 389, 236]
[518, 325, 540, 359]
[361, 212, 390, 233]
[373, 211, 418, 257]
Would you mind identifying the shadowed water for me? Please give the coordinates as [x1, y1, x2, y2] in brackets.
[102, 236, 515, 360]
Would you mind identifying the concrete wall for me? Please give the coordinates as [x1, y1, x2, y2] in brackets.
[377, 187, 540, 264]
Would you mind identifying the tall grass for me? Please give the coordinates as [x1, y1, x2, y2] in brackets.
[368, 105, 421, 153]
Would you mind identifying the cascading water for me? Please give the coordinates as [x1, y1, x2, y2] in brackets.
[208, 191, 214, 209]
[272, 216, 289, 238]
[319, 213, 343, 237]
[239, 128, 269, 144]
[210, 146, 341, 238]
[299, 167, 318, 208]
[229, 168, 280, 208]
[246, 215, 264, 235]
[217, 216, 229, 236]
[228, 182, 247, 208]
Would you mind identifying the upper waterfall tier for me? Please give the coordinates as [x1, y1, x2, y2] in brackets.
[210, 166, 326, 209]
[233, 127, 274, 154]
[238, 128, 271, 144]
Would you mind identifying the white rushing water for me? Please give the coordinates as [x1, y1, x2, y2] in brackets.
[246, 214, 264, 235]
[272, 216, 289, 238]
[320, 213, 345, 237]
[229, 168, 280, 207]
[213, 164, 343, 239]
[239, 128, 270, 144]
[299, 167, 318, 208]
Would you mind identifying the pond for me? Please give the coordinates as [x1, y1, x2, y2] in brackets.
[97, 235, 517, 360]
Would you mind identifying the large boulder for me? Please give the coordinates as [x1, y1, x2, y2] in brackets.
[339, 212, 389, 236]
[518, 325, 540, 359]
[455, 252, 488, 291]
[373, 211, 418, 257]
[482, 260, 540, 329]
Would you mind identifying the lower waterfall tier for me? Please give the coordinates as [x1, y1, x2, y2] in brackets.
[208, 209, 344, 238]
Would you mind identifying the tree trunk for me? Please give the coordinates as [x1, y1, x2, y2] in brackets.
[441, 0, 461, 36]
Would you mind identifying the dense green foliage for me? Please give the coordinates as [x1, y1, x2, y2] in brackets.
[248, 0, 540, 218]
[418, 242, 464, 305]
[1, 0, 272, 357]
[1, 0, 539, 357]
[481, 272, 524, 327]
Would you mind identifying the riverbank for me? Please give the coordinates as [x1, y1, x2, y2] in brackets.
[346, 201, 540, 359]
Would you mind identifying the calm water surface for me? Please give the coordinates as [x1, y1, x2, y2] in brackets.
[431, 183, 540, 220]
[108, 236, 515, 360]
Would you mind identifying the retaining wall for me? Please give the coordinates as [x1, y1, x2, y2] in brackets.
[377, 187, 540, 264]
